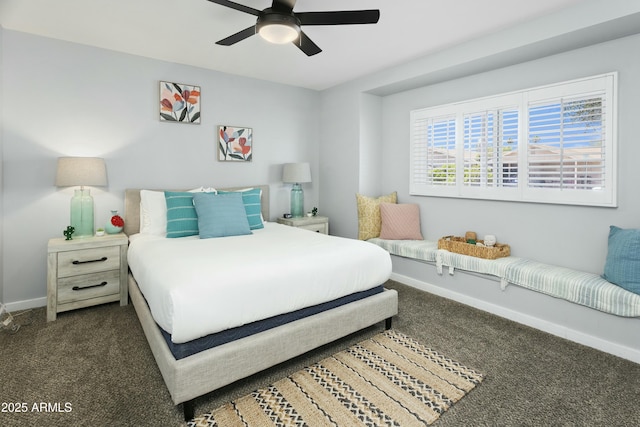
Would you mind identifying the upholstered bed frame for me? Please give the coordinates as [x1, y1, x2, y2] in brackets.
[123, 186, 399, 420]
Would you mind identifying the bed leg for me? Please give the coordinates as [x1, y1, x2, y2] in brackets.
[385, 317, 392, 330]
[183, 399, 195, 421]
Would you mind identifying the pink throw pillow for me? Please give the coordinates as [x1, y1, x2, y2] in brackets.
[379, 203, 424, 240]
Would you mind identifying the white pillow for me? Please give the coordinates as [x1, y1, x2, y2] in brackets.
[139, 187, 213, 236]
[140, 190, 167, 236]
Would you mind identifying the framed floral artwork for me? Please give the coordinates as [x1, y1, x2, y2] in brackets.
[218, 126, 253, 162]
[159, 81, 201, 124]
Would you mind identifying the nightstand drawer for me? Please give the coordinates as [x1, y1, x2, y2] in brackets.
[57, 270, 120, 304]
[57, 246, 120, 277]
[298, 223, 328, 233]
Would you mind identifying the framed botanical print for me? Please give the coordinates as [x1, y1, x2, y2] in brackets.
[218, 125, 252, 162]
[159, 81, 201, 124]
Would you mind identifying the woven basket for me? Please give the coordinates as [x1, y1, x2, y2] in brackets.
[437, 236, 510, 259]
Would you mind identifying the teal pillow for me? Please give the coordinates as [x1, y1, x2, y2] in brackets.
[603, 226, 640, 294]
[193, 192, 252, 239]
[218, 188, 264, 230]
[165, 191, 199, 238]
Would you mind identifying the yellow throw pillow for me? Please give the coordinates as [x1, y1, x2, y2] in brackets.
[356, 192, 397, 240]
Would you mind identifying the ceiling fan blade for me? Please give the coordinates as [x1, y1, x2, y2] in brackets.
[215, 25, 256, 46]
[297, 10, 380, 26]
[294, 31, 321, 56]
[205, 0, 260, 16]
[272, 0, 297, 13]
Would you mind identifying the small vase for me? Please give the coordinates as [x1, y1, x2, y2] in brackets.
[105, 210, 124, 234]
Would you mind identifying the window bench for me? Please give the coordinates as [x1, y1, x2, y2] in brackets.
[369, 238, 640, 318]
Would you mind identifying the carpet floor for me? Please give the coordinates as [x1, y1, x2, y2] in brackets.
[188, 330, 483, 426]
[1, 280, 639, 426]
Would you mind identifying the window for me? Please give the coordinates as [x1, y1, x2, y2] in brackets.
[410, 73, 617, 207]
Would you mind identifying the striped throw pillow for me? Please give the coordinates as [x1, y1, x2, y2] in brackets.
[218, 188, 264, 230]
[164, 191, 199, 238]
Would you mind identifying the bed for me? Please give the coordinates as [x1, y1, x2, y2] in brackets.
[123, 185, 398, 420]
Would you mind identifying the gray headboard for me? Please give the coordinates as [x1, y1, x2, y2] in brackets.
[123, 185, 270, 236]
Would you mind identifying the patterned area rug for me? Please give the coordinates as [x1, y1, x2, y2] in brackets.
[188, 330, 483, 426]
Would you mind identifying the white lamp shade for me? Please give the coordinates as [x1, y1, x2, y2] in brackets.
[282, 162, 311, 184]
[55, 157, 108, 187]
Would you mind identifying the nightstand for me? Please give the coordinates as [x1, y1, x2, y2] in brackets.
[47, 233, 128, 321]
[277, 216, 329, 234]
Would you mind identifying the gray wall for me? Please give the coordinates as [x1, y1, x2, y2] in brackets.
[379, 33, 640, 273]
[319, 1, 640, 274]
[315, 1, 640, 361]
[318, 88, 361, 238]
[0, 26, 4, 304]
[3, 0, 640, 312]
[1, 30, 320, 307]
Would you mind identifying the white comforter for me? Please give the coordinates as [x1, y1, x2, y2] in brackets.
[128, 222, 392, 343]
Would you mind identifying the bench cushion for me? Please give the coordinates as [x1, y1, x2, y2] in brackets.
[505, 259, 640, 317]
[368, 238, 438, 262]
[368, 238, 640, 317]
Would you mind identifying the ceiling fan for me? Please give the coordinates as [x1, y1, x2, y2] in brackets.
[206, 0, 380, 56]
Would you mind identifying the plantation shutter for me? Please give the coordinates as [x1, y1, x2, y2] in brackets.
[409, 72, 616, 206]
[411, 113, 456, 191]
[463, 108, 519, 188]
[527, 93, 606, 190]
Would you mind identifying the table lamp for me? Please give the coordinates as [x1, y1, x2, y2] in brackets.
[282, 162, 311, 217]
[55, 157, 108, 238]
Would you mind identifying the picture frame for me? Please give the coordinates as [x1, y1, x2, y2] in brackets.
[218, 125, 253, 162]
[159, 81, 201, 124]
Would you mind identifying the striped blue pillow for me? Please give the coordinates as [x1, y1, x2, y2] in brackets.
[193, 192, 251, 238]
[164, 191, 199, 238]
[218, 188, 264, 230]
[603, 226, 640, 294]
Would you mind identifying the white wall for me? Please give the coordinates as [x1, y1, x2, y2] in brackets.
[1, 30, 320, 308]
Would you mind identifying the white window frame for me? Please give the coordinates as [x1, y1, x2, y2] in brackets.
[409, 73, 617, 207]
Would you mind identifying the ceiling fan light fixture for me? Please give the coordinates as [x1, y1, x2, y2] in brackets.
[259, 24, 299, 44]
[256, 12, 300, 44]
[209, 0, 380, 56]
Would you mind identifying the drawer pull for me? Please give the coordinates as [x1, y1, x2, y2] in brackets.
[72, 256, 108, 265]
[72, 281, 108, 291]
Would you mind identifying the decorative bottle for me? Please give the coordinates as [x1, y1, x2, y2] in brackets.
[70, 188, 94, 238]
[290, 183, 304, 217]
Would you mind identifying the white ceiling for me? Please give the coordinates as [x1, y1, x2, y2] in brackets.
[0, 0, 587, 91]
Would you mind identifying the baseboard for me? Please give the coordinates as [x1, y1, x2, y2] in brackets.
[391, 272, 640, 365]
[4, 297, 47, 312]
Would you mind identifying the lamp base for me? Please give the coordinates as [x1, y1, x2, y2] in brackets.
[290, 183, 304, 218]
[70, 188, 95, 238]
